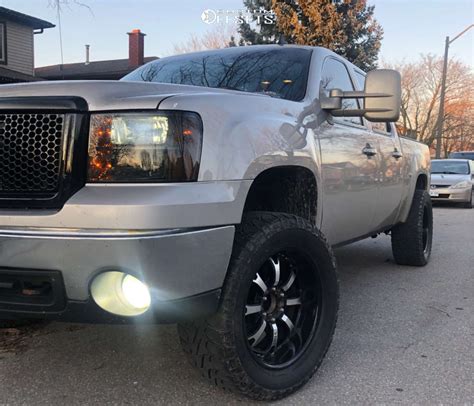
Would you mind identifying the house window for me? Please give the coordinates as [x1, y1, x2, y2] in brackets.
[0, 23, 5, 64]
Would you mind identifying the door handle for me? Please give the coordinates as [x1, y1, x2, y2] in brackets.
[392, 148, 403, 159]
[362, 143, 377, 157]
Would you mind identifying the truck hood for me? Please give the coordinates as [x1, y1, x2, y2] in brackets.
[431, 173, 470, 186]
[0, 80, 246, 111]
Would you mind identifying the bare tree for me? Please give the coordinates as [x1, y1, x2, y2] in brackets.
[384, 55, 474, 155]
[48, 0, 93, 65]
[172, 25, 238, 55]
[48, 0, 93, 13]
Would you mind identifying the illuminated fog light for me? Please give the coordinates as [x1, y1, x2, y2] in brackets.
[121, 274, 151, 310]
[91, 271, 151, 317]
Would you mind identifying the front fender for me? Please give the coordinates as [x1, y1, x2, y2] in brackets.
[158, 93, 322, 182]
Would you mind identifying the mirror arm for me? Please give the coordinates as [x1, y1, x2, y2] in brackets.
[321, 88, 395, 111]
[330, 89, 394, 99]
[331, 109, 364, 117]
[331, 107, 392, 117]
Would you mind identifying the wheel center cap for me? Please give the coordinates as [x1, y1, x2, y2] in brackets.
[262, 289, 286, 320]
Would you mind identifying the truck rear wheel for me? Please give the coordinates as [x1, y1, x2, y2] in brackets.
[178, 212, 339, 400]
[391, 190, 433, 266]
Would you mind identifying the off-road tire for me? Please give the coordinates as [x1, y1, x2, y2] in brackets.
[178, 212, 339, 401]
[391, 190, 433, 266]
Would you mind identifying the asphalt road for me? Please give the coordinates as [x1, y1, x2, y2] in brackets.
[1, 206, 473, 405]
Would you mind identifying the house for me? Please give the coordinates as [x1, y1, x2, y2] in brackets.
[0, 6, 54, 84]
[36, 29, 158, 81]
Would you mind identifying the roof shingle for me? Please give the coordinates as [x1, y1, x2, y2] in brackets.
[35, 57, 158, 80]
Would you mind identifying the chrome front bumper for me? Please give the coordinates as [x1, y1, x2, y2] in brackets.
[0, 226, 234, 322]
[0, 226, 234, 302]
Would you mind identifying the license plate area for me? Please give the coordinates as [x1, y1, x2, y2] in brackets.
[429, 190, 439, 197]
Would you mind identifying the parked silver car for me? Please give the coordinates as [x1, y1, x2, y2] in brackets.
[448, 151, 474, 161]
[430, 159, 474, 208]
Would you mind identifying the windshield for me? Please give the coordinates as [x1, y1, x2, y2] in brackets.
[431, 160, 469, 175]
[449, 152, 474, 160]
[122, 47, 312, 101]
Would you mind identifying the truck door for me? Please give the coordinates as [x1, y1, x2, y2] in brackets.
[370, 123, 404, 229]
[353, 71, 405, 230]
[318, 58, 378, 245]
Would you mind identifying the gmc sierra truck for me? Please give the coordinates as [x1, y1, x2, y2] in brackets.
[0, 45, 432, 400]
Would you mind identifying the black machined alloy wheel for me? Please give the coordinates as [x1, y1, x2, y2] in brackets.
[245, 252, 321, 369]
[178, 212, 339, 401]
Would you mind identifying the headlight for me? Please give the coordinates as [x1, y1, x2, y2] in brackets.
[88, 111, 203, 182]
[449, 181, 470, 189]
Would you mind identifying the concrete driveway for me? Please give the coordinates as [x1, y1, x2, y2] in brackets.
[1, 206, 473, 405]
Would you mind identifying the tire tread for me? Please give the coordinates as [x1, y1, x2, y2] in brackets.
[391, 190, 433, 266]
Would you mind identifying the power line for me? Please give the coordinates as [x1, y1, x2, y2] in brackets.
[55, 0, 64, 67]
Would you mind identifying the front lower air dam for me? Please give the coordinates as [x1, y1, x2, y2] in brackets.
[90, 272, 151, 316]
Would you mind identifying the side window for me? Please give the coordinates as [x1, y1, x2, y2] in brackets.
[0, 23, 5, 64]
[354, 71, 366, 90]
[372, 121, 392, 135]
[321, 58, 362, 126]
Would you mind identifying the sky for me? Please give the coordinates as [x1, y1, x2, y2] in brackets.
[0, 0, 472, 68]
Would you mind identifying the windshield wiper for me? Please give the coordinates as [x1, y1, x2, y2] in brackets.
[254, 90, 281, 99]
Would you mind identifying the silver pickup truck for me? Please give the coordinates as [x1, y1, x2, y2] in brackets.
[0, 45, 432, 400]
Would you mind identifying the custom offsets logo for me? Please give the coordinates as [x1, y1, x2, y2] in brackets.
[201, 8, 276, 25]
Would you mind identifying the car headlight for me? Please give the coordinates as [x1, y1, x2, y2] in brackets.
[88, 111, 203, 182]
[449, 181, 470, 189]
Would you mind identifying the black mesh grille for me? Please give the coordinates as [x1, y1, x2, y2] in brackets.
[0, 113, 65, 195]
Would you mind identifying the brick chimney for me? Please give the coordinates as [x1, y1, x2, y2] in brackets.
[128, 29, 145, 68]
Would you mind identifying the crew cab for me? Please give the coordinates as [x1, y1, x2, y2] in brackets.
[0, 45, 432, 400]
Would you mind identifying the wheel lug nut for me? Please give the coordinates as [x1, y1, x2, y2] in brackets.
[279, 293, 285, 298]
[271, 317, 276, 323]
[262, 312, 267, 317]
[262, 297, 268, 302]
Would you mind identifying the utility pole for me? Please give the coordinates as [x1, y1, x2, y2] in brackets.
[434, 24, 473, 159]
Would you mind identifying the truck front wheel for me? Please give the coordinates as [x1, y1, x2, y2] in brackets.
[391, 189, 433, 266]
[178, 212, 339, 400]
